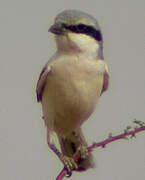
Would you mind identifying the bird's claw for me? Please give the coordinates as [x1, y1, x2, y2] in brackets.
[61, 155, 78, 177]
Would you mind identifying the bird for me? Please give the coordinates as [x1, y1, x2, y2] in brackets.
[36, 9, 109, 176]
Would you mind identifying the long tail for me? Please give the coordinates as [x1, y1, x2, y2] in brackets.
[59, 128, 95, 171]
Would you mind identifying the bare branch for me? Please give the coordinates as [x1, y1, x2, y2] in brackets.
[56, 120, 145, 180]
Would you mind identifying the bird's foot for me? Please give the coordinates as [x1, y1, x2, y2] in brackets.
[61, 155, 78, 177]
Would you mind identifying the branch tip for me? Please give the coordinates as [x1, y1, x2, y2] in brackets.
[56, 120, 145, 180]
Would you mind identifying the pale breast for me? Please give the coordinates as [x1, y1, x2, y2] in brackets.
[42, 57, 105, 136]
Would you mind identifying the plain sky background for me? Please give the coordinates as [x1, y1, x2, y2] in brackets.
[0, 0, 145, 180]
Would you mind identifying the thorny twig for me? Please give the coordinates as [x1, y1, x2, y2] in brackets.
[56, 120, 145, 180]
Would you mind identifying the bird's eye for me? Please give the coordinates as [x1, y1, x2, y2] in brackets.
[77, 24, 86, 30]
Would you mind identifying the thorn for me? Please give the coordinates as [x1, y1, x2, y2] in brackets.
[126, 126, 132, 130]
[102, 144, 106, 148]
[124, 129, 128, 134]
[108, 133, 113, 138]
[131, 133, 136, 138]
[133, 120, 145, 127]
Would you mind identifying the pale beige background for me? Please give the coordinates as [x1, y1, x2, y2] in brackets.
[0, 0, 145, 179]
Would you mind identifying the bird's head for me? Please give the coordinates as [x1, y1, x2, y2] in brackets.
[49, 9, 103, 59]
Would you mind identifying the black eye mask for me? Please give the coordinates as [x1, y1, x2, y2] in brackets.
[62, 23, 102, 41]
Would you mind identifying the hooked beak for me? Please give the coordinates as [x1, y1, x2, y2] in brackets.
[48, 23, 65, 35]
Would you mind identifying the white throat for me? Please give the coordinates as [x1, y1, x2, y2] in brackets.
[55, 32, 100, 58]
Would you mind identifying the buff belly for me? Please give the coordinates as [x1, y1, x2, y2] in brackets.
[42, 59, 104, 136]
